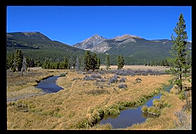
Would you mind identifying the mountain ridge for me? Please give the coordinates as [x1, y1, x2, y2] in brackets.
[6, 32, 192, 65]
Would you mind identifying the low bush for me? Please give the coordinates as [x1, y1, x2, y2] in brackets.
[76, 118, 90, 128]
[83, 75, 95, 81]
[178, 91, 185, 100]
[119, 77, 126, 82]
[91, 74, 102, 79]
[135, 78, 142, 83]
[147, 106, 160, 116]
[141, 105, 148, 112]
[59, 73, 66, 77]
[153, 99, 161, 108]
[118, 83, 127, 89]
[109, 74, 119, 84]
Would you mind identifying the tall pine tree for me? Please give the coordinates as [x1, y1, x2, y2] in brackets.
[117, 55, 124, 69]
[105, 54, 110, 70]
[15, 49, 23, 71]
[168, 13, 191, 92]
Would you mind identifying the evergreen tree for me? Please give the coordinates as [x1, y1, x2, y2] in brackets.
[7, 53, 15, 71]
[105, 54, 110, 70]
[15, 49, 23, 71]
[91, 53, 98, 71]
[168, 13, 191, 92]
[84, 51, 100, 71]
[84, 51, 91, 71]
[75, 56, 80, 71]
[96, 57, 101, 70]
[63, 57, 69, 69]
[117, 55, 124, 69]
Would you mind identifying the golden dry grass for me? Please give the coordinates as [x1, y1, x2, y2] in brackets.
[126, 90, 186, 130]
[7, 68, 173, 130]
[7, 69, 66, 100]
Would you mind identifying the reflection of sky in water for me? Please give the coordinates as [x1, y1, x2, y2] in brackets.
[100, 85, 174, 129]
[36, 76, 63, 93]
[100, 94, 161, 129]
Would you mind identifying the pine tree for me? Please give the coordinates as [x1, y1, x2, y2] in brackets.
[7, 53, 15, 71]
[168, 13, 191, 92]
[105, 54, 110, 70]
[15, 49, 23, 71]
[117, 55, 124, 69]
[91, 53, 97, 71]
[75, 56, 80, 71]
[84, 51, 91, 71]
[84, 51, 100, 71]
[63, 57, 69, 69]
[96, 57, 100, 70]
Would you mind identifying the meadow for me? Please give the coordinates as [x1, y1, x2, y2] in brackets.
[6, 66, 191, 130]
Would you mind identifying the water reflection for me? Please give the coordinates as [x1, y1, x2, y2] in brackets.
[100, 95, 161, 129]
[36, 76, 63, 93]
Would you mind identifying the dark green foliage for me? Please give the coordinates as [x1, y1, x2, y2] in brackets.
[7, 32, 85, 66]
[26, 57, 35, 67]
[41, 57, 69, 69]
[96, 57, 101, 69]
[7, 32, 192, 65]
[84, 51, 100, 71]
[84, 51, 91, 71]
[117, 55, 124, 69]
[7, 53, 15, 71]
[105, 54, 110, 70]
[168, 14, 191, 92]
[15, 49, 23, 71]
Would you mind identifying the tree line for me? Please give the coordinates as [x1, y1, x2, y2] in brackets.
[6, 14, 191, 94]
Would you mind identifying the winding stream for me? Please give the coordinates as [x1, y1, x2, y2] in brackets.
[36, 76, 63, 93]
[99, 85, 173, 129]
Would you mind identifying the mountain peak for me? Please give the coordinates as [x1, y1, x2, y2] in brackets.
[74, 34, 105, 50]
[114, 34, 141, 41]
[85, 34, 105, 41]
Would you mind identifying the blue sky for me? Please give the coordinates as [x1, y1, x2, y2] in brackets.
[7, 6, 192, 45]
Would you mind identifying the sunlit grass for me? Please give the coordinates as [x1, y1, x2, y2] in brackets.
[7, 66, 191, 130]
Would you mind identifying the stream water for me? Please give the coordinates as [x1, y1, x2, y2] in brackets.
[99, 84, 173, 129]
[36, 76, 63, 93]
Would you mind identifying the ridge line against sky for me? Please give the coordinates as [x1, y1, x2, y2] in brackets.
[7, 6, 192, 45]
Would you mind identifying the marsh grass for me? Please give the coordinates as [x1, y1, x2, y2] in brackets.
[7, 67, 180, 130]
[7, 69, 66, 101]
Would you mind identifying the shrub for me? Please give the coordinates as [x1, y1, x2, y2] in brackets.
[91, 74, 102, 79]
[83, 75, 95, 80]
[154, 89, 160, 94]
[118, 84, 127, 89]
[59, 73, 66, 77]
[119, 77, 126, 82]
[109, 75, 118, 83]
[153, 99, 161, 108]
[141, 105, 148, 113]
[135, 78, 142, 83]
[147, 106, 160, 116]
[179, 91, 186, 100]
[76, 118, 90, 128]
[108, 108, 120, 116]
